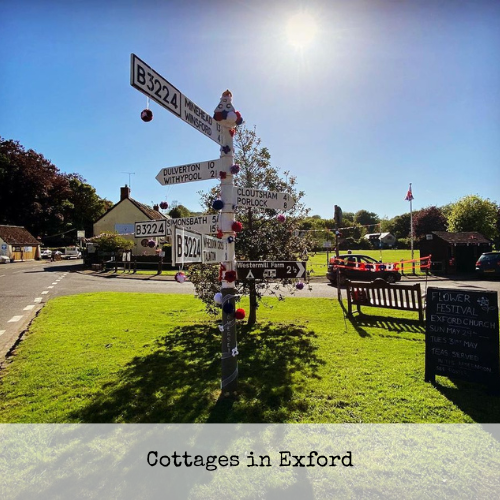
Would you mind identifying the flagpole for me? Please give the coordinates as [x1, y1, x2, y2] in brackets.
[409, 182, 414, 263]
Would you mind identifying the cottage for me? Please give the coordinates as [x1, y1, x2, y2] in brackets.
[93, 186, 168, 256]
[0, 225, 41, 262]
[364, 232, 397, 248]
[419, 231, 492, 274]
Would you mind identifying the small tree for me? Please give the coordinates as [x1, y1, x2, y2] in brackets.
[447, 195, 499, 240]
[190, 126, 313, 326]
[90, 233, 134, 253]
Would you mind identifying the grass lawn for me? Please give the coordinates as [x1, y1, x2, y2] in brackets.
[0, 292, 498, 424]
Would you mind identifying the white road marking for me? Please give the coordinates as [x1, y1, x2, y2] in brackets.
[0, 274, 5, 278]
[52, 282, 58, 285]
[34, 298, 43, 303]
[0, 330, 5, 336]
[23, 305, 35, 311]
[8, 316, 23, 323]
[48, 286, 54, 289]
[41, 291, 49, 295]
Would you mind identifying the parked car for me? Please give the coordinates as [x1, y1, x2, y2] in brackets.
[40, 249, 52, 259]
[326, 253, 402, 285]
[62, 247, 82, 259]
[475, 252, 500, 278]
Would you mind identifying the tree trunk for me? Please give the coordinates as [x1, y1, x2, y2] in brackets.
[248, 281, 258, 327]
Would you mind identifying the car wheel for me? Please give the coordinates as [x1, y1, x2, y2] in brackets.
[385, 273, 397, 284]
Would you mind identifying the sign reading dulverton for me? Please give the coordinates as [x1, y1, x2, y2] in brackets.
[425, 287, 499, 390]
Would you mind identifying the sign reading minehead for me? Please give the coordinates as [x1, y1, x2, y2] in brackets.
[425, 287, 499, 390]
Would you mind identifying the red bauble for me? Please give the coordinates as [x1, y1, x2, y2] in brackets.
[160, 201, 169, 210]
[141, 109, 153, 122]
[224, 270, 237, 283]
[232, 221, 243, 232]
[235, 308, 246, 320]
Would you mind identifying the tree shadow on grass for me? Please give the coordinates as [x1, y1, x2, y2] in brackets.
[71, 322, 323, 423]
[432, 379, 500, 423]
[347, 314, 425, 338]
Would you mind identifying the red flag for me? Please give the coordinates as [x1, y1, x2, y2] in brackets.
[405, 184, 414, 201]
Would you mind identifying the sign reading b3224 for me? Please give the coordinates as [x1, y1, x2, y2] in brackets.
[134, 220, 166, 238]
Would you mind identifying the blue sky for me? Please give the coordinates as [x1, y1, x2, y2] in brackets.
[1, 0, 499, 219]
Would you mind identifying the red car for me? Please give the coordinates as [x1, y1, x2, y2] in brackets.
[326, 253, 402, 285]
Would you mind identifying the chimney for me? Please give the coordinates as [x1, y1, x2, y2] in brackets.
[120, 185, 130, 201]
[153, 204, 159, 211]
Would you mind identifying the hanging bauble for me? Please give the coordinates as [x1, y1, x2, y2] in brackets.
[295, 282, 304, 290]
[141, 109, 153, 122]
[141, 238, 149, 247]
[235, 111, 243, 126]
[232, 221, 243, 233]
[214, 292, 223, 305]
[223, 301, 235, 314]
[235, 308, 246, 320]
[217, 229, 224, 239]
[221, 145, 231, 154]
[175, 271, 186, 283]
[277, 214, 286, 223]
[229, 128, 236, 137]
[230, 164, 240, 175]
[227, 236, 234, 244]
[219, 171, 227, 179]
[147, 239, 156, 248]
[160, 201, 169, 210]
[224, 270, 237, 283]
[212, 199, 224, 211]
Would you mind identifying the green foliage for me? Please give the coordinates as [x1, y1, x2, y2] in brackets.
[447, 195, 499, 240]
[383, 213, 411, 240]
[191, 126, 314, 325]
[412, 206, 447, 239]
[0, 137, 111, 244]
[168, 204, 193, 219]
[354, 209, 380, 227]
[90, 232, 134, 252]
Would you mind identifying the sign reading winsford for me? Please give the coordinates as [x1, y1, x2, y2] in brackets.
[425, 287, 499, 389]
[130, 54, 222, 145]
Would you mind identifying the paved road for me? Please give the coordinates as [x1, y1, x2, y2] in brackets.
[1, 259, 499, 361]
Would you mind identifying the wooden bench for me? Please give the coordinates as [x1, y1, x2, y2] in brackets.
[346, 279, 424, 321]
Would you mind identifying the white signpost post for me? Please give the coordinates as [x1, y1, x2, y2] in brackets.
[131, 56, 301, 397]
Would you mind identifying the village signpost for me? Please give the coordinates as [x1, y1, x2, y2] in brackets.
[131, 55, 301, 396]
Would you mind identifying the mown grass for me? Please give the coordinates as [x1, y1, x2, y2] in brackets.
[1, 291, 498, 424]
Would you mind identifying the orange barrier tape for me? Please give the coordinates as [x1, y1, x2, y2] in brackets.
[329, 256, 431, 272]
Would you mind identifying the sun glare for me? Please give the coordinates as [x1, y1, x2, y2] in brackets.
[285, 12, 318, 49]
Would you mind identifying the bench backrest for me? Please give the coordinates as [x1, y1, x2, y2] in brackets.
[346, 280, 422, 311]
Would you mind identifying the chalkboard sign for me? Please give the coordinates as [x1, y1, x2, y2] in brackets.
[425, 287, 499, 390]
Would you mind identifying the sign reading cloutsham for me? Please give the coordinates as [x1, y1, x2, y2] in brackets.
[425, 287, 499, 390]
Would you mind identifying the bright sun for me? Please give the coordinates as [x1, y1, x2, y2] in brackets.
[285, 12, 318, 49]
